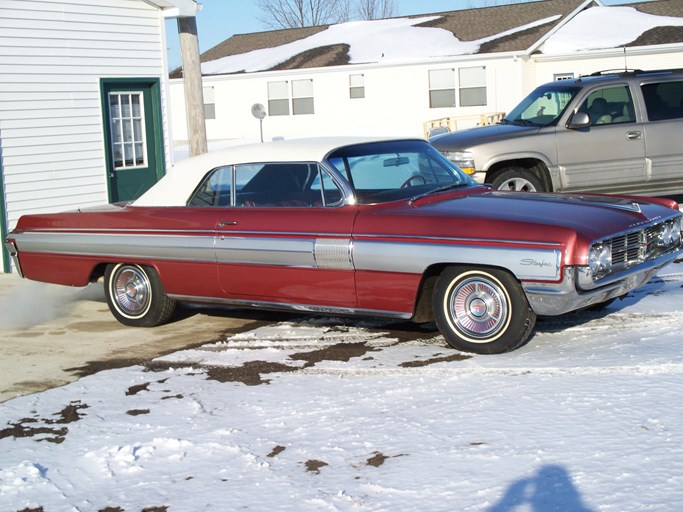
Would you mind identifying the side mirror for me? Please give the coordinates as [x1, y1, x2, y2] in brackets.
[567, 111, 590, 129]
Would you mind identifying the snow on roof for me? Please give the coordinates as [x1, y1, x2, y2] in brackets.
[541, 6, 683, 54]
[200, 4, 683, 76]
[201, 15, 561, 75]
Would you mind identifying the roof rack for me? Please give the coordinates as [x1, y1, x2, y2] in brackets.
[581, 68, 683, 78]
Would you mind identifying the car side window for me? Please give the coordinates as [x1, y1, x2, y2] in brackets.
[642, 81, 683, 121]
[187, 165, 232, 207]
[579, 86, 635, 126]
[236, 162, 340, 207]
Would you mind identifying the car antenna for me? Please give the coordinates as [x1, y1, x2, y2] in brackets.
[623, 47, 628, 72]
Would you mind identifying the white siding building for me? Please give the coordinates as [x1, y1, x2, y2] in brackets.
[168, 0, 683, 143]
[0, 0, 199, 273]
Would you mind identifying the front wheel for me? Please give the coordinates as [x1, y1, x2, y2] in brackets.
[491, 167, 545, 192]
[104, 263, 176, 327]
[433, 267, 536, 354]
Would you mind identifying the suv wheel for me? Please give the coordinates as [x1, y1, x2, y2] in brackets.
[491, 167, 545, 192]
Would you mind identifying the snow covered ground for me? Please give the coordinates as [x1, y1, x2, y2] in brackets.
[2, 261, 683, 511]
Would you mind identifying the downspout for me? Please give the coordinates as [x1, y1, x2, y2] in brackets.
[0, 142, 9, 273]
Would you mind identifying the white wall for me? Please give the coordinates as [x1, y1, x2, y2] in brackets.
[533, 47, 683, 83]
[0, 0, 171, 233]
[170, 53, 525, 144]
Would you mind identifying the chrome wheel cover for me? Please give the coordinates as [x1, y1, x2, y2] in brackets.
[112, 266, 151, 318]
[498, 177, 537, 192]
[448, 277, 508, 341]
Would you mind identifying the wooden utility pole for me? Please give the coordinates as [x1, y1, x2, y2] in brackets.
[178, 16, 208, 157]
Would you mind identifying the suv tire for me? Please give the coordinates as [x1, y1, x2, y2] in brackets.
[491, 167, 545, 192]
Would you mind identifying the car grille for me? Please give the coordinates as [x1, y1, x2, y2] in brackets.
[609, 222, 674, 271]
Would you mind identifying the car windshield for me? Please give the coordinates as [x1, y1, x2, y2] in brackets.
[326, 140, 472, 204]
[502, 85, 580, 127]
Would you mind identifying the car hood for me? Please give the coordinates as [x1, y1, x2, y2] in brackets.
[431, 123, 541, 149]
[358, 189, 678, 250]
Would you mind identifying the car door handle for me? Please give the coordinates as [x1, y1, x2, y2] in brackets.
[626, 131, 642, 140]
[217, 221, 238, 227]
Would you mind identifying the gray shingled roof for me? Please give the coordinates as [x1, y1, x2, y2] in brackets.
[170, 0, 683, 78]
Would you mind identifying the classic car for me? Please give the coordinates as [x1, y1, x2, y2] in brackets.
[4, 138, 683, 354]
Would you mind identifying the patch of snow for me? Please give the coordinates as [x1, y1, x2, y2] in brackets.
[1, 263, 683, 510]
[542, 6, 683, 54]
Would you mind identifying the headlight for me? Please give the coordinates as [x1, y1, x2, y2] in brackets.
[442, 151, 476, 175]
[588, 243, 612, 276]
[656, 218, 682, 248]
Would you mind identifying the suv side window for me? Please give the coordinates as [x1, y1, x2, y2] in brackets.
[579, 86, 635, 126]
[641, 81, 683, 121]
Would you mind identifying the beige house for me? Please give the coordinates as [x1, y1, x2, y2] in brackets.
[169, 0, 683, 144]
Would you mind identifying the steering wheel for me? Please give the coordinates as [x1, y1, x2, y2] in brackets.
[400, 175, 427, 188]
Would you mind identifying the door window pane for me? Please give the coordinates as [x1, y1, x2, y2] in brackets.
[109, 91, 146, 169]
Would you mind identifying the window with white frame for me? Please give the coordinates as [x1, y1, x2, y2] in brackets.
[268, 81, 290, 116]
[459, 66, 486, 107]
[203, 86, 216, 120]
[350, 74, 365, 99]
[292, 79, 314, 115]
[429, 69, 455, 108]
[109, 91, 146, 169]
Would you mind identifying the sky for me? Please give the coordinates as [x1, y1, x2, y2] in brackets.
[164, 0, 635, 69]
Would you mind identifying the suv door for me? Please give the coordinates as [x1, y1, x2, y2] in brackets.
[555, 84, 646, 193]
[640, 79, 683, 191]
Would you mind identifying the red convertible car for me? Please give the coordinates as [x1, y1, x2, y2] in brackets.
[5, 138, 682, 354]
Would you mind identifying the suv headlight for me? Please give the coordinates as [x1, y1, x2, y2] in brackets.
[443, 151, 476, 175]
[588, 242, 612, 276]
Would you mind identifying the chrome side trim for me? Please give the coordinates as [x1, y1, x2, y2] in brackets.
[353, 241, 562, 280]
[167, 294, 413, 320]
[11, 232, 216, 263]
[353, 233, 561, 247]
[3, 240, 24, 278]
[215, 237, 316, 267]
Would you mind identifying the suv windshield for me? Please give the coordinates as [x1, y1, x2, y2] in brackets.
[502, 85, 581, 127]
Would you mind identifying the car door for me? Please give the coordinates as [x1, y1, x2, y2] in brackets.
[639, 79, 683, 189]
[555, 84, 646, 192]
[213, 162, 359, 307]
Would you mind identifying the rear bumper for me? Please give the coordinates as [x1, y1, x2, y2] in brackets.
[522, 249, 681, 316]
[3, 240, 24, 278]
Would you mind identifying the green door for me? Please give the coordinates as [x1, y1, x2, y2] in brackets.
[101, 79, 165, 203]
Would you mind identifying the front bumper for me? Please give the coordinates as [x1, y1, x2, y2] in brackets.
[522, 249, 681, 316]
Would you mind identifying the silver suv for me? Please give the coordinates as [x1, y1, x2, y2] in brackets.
[431, 69, 683, 196]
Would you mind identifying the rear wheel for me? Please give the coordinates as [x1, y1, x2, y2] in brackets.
[491, 167, 545, 192]
[104, 263, 176, 327]
[433, 266, 536, 354]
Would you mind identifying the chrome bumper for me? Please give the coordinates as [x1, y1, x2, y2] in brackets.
[3, 240, 24, 278]
[522, 249, 681, 316]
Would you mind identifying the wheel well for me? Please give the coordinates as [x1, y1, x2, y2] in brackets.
[486, 159, 552, 192]
[413, 263, 524, 323]
[89, 263, 109, 283]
